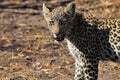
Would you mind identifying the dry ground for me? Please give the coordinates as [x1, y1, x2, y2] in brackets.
[0, 0, 120, 80]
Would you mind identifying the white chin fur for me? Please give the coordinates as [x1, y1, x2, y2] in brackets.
[54, 40, 59, 43]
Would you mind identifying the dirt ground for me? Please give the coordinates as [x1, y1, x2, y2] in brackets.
[0, 0, 120, 80]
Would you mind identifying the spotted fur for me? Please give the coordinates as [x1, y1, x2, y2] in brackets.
[43, 3, 120, 80]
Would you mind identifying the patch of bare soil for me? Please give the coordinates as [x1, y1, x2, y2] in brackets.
[0, 0, 120, 80]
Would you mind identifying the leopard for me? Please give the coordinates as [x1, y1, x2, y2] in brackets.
[42, 2, 120, 80]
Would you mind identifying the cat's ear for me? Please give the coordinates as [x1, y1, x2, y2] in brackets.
[65, 3, 76, 16]
[43, 3, 50, 15]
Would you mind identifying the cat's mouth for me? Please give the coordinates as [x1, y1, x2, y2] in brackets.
[53, 33, 65, 42]
[54, 37, 64, 42]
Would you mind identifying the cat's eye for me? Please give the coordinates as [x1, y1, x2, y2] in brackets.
[59, 21, 66, 25]
[49, 21, 54, 25]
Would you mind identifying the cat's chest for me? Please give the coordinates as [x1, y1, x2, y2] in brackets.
[66, 39, 84, 63]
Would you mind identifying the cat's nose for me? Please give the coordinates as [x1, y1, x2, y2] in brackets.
[51, 25, 59, 35]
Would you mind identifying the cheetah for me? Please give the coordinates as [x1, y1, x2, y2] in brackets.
[43, 3, 120, 80]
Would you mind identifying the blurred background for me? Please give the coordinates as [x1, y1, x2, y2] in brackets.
[0, 0, 120, 80]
